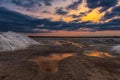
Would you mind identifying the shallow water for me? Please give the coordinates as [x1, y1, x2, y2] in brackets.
[28, 53, 75, 73]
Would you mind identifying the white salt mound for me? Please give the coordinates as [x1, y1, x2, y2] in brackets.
[0, 31, 39, 52]
[112, 45, 120, 54]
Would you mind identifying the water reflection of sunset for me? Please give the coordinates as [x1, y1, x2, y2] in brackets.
[84, 51, 114, 58]
[28, 53, 75, 73]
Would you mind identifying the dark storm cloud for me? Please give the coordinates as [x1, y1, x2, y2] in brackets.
[0, 7, 38, 33]
[0, 7, 70, 32]
[102, 6, 120, 20]
[0, 0, 53, 8]
[71, 12, 86, 18]
[42, 10, 51, 13]
[0, 7, 120, 33]
[86, 0, 118, 12]
[56, 7, 68, 15]
[83, 21, 120, 31]
[66, 0, 82, 9]
[42, 0, 52, 6]
[109, 18, 120, 23]
[65, 20, 120, 31]
[33, 18, 120, 32]
[71, 14, 81, 18]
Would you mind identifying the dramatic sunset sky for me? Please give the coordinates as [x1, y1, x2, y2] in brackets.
[0, 0, 120, 36]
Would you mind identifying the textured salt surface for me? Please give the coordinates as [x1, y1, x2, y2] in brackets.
[0, 31, 39, 52]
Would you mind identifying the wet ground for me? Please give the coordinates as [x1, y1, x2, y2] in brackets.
[0, 38, 120, 80]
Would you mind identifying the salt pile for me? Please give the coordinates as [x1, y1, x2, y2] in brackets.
[112, 45, 120, 54]
[0, 31, 39, 52]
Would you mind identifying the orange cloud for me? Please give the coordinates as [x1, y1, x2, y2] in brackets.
[61, 16, 76, 22]
[81, 7, 105, 23]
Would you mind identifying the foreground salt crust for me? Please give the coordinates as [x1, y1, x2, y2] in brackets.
[0, 31, 39, 52]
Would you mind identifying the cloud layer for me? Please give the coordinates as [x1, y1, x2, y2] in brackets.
[0, 0, 120, 33]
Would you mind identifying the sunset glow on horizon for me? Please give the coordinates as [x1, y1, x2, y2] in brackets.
[28, 30, 120, 37]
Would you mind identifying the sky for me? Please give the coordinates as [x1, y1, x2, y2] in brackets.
[0, 0, 120, 36]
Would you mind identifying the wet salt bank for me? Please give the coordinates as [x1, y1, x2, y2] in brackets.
[0, 31, 39, 52]
[112, 45, 120, 54]
[66, 41, 83, 48]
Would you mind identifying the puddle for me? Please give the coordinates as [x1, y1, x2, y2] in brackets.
[84, 51, 114, 58]
[28, 53, 75, 73]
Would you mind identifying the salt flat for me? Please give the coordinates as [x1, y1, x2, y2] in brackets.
[0, 37, 120, 80]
